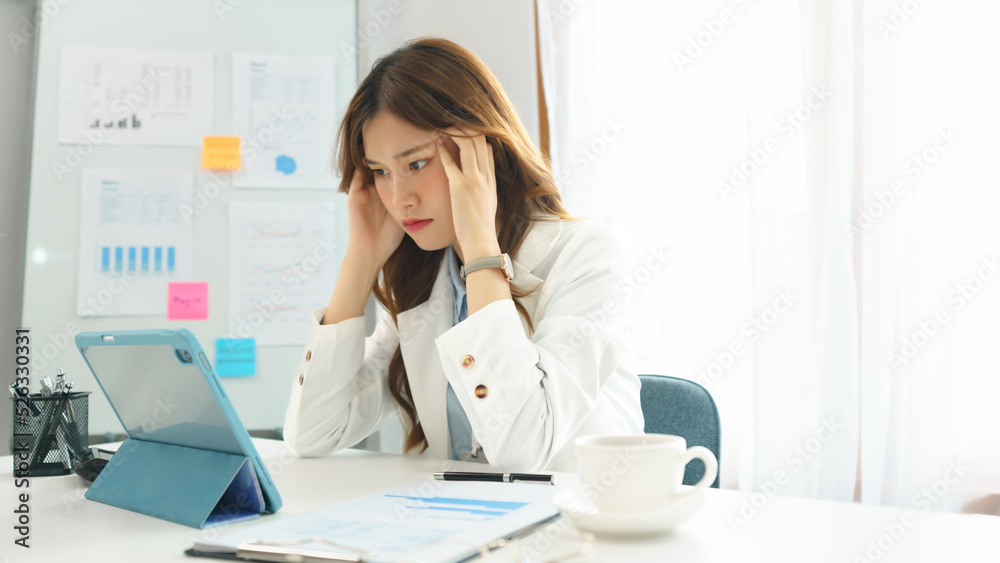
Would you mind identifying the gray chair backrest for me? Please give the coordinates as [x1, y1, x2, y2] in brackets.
[639, 374, 721, 488]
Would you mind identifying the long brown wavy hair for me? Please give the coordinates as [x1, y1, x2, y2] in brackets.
[334, 37, 571, 453]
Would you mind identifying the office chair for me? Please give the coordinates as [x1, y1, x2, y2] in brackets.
[639, 374, 721, 488]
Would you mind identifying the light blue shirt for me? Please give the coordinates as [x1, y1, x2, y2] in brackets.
[445, 245, 487, 462]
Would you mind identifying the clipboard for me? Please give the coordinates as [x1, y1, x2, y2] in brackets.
[75, 329, 282, 528]
[187, 539, 369, 562]
[185, 480, 564, 562]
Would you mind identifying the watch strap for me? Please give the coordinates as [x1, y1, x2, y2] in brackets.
[460, 254, 513, 282]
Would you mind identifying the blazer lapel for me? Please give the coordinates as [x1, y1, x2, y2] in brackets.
[397, 256, 453, 460]
[508, 262, 543, 336]
[394, 217, 564, 458]
[509, 218, 562, 334]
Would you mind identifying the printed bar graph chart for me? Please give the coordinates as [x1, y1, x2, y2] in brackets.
[383, 495, 528, 521]
[77, 169, 193, 317]
[98, 246, 177, 273]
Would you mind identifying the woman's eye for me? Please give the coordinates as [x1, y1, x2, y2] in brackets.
[369, 161, 425, 176]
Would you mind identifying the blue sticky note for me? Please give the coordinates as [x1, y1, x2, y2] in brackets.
[215, 339, 255, 377]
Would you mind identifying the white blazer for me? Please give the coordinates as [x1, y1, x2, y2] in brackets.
[283, 216, 644, 472]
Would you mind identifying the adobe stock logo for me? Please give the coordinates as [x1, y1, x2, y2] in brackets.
[852, 459, 970, 563]
[727, 417, 843, 532]
[844, 127, 958, 239]
[7, 0, 74, 54]
[695, 289, 798, 389]
[877, 0, 930, 40]
[887, 254, 998, 371]
[558, 117, 627, 189]
[672, 0, 756, 72]
[717, 87, 831, 202]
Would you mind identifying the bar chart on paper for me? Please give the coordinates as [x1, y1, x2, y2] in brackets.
[383, 494, 529, 521]
[95, 245, 177, 273]
[58, 47, 214, 147]
[228, 201, 338, 345]
[77, 169, 193, 317]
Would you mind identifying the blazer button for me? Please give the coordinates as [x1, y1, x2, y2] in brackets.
[298, 374, 304, 385]
[306, 350, 312, 362]
[474, 384, 488, 399]
[461, 355, 475, 368]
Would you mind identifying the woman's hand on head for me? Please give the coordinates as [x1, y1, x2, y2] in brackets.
[345, 168, 404, 271]
[437, 126, 502, 260]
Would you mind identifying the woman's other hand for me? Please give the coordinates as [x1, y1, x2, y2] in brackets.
[345, 168, 405, 270]
[437, 126, 501, 261]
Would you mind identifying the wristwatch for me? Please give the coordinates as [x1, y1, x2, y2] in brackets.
[460, 253, 514, 282]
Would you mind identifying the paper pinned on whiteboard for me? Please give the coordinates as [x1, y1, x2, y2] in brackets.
[231, 53, 338, 189]
[76, 169, 194, 317]
[57, 47, 215, 147]
[227, 201, 338, 345]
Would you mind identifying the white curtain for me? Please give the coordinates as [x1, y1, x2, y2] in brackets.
[538, 0, 1000, 510]
[860, 1, 1000, 511]
[537, 0, 861, 502]
[537, 0, 1000, 512]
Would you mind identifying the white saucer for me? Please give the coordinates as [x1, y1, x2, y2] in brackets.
[552, 485, 706, 537]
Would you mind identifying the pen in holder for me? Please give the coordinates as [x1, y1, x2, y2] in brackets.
[10, 369, 91, 477]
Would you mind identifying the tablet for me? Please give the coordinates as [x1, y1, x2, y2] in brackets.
[74, 328, 281, 514]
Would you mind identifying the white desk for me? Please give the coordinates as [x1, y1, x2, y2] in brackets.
[3, 439, 998, 562]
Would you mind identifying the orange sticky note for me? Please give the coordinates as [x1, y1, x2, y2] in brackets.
[202, 136, 241, 170]
[168, 282, 209, 320]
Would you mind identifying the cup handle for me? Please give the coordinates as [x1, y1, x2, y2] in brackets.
[674, 445, 718, 501]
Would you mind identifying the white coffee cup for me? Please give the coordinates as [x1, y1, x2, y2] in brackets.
[574, 434, 718, 513]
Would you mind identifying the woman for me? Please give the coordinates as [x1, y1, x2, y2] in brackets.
[283, 37, 643, 472]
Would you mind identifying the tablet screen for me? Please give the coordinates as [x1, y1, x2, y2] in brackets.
[80, 342, 244, 455]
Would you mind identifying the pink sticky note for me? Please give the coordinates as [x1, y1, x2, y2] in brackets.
[168, 282, 209, 320]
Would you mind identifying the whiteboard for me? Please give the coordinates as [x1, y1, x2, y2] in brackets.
[21, 0, 359, 435]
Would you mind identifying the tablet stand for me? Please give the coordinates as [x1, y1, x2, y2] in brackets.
[85, 438, 265, 528]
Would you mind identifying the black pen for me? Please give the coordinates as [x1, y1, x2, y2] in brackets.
[433, 471, 556, 485]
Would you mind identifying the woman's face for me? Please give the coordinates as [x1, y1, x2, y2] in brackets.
[362, 111, 463, 252]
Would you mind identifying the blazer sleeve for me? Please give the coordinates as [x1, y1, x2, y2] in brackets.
[282, 306, 400, 457]
[434, 221, 643, 471]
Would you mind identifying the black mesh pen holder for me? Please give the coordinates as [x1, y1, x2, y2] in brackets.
[11, 392, 91, 477]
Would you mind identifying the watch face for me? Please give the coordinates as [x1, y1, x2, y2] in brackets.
[501, 254, 513, 282]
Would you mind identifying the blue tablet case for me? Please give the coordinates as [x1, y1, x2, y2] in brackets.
[75, 329, 281, 528]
